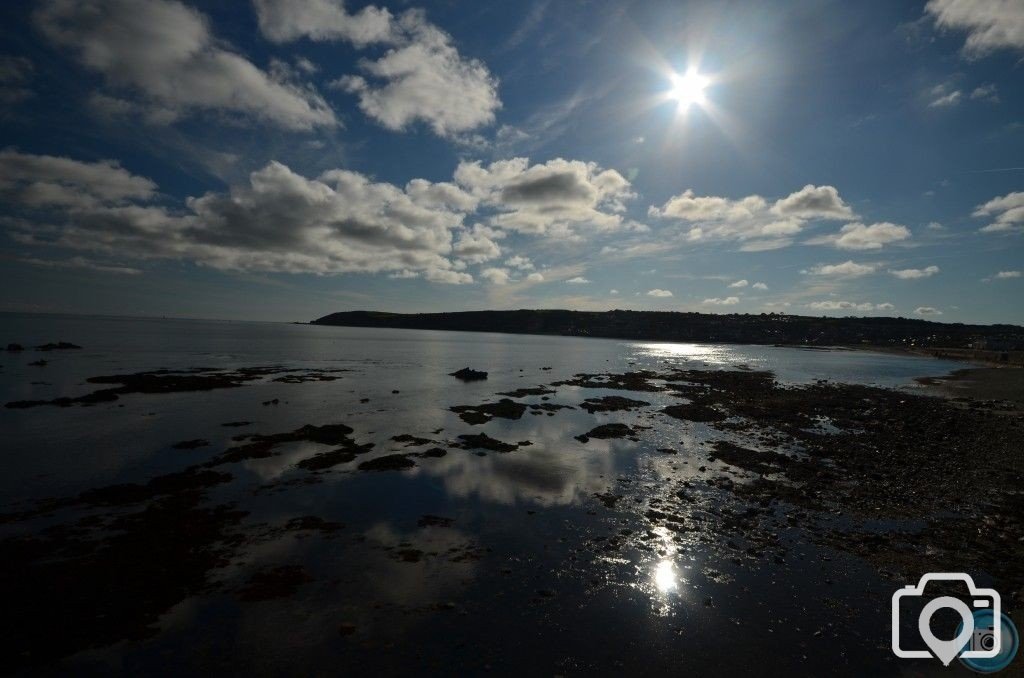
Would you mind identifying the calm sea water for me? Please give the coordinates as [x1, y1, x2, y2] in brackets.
[0, 313, 968, 675]
[0, 313, 960, 504]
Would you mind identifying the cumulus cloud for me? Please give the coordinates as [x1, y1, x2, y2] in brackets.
[890, 265, 940, 279]
[455, 157, 637, 236]
[974, 192, 1024, 233]
[813, 222, 911, 250]
[802, 260, 877, 278]
[914, 306, 942, 316]
[770, 184, 855, 220]
[703, 296, 739, 306]
[565, 276, 590, 284]
[332, 11, 499, 138]
[646, 288, 673, 297]
[479, 267, 510, 285]
[925, 0, 1024, 56]
[728, 279, 748, 288]
[525, 272, 544, 282]
[505, 255, 534, 270]
[253, 0, 395, 46]
[2, 152, 476, 282]
[452, 224, 501, 263]
[35, 0, 336, 130]
[649, 184, 854, 248]
[807, 300, 891, 312]
[752, 282, 768, 290]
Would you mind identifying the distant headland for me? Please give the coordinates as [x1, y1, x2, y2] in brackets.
[310, 310, 1024, 361]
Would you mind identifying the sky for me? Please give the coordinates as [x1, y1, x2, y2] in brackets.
[0, 0, 1021, 324]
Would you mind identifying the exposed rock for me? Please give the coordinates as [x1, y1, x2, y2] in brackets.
[449, 367, 488, 381]
[357, 454, 416, 471]
[575, 423, 635, 443]
[450, 398, 527, 424]
[172, 439, 210, 450]
[579, 395, 650, 413]
[35, 342, 81, 351]
[454, 433, 519, 453]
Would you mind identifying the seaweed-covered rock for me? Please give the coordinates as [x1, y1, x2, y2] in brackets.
[575, 423, 635, 443]
[358, 454, 417, 471]
[450, 398, 526, 424]
[449, 367, 488, 381]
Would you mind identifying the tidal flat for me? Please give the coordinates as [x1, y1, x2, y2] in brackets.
[0, 314, 1021, 676]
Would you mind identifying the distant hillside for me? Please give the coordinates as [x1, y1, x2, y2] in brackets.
[310, 309, 1024, 352]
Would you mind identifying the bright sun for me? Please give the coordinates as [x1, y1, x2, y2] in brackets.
[668, 70, 709, 107]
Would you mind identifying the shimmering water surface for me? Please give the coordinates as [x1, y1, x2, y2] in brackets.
[0, 314, 969, 676]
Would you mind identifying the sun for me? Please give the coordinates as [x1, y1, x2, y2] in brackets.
[667, 69, 709, 107]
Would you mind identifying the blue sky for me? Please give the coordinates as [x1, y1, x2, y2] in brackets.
[0, 0, 1021, 323]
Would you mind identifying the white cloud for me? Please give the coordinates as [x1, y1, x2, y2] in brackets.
[479, 267, 510, 285]
[995, 270, 1021, 279]
[806, 303, 888, 313]
[646, 288, 673, 297]
[253, 0, 395, 46]
[927, 221, 945, 230]
[525, 272, 544, 282]
[703, 296, 739, 306]
[455, 157, 637, 236]
[970, 83, 1000, 103]
[35, 0, 336, 130]
[87, 92, 180, 125]
[333, 11, 500, 138]
[817, 222, 911, 250]
[649, 184, 853, 247]
[20, 255, 141, 275]
[890, 265, 940, 279]
[728, 279, 748, 288]
[505, 255, 534, 270]
[3, 152, 475, 282]
[925, 0, 1024, 56]
[914, 306, 942, 316]
[802, 260, 877, 278]
[974, 192, 1024, 233]
[929, 90, 962, 107]
[565, 276, 590, 284]
[609, 289, 619, 295]
[752, 282, 768, 290]
[0, 149, 157, 208]
[770, 184, 855, 220]
[452, 224, 501, 263]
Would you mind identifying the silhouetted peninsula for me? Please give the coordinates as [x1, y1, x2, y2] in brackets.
[311, 310, 1024, 352]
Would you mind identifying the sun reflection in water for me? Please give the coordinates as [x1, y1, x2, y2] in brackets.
[632, 342, 731, 364]
[653, 559, 678, 593]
